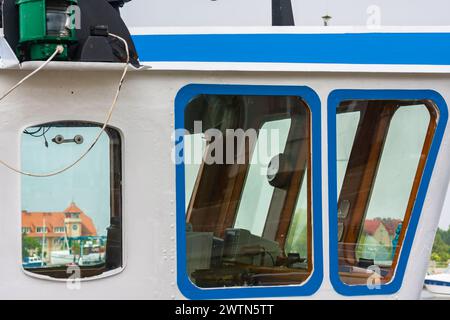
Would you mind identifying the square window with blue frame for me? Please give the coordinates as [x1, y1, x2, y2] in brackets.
[175, 84, 323, 299]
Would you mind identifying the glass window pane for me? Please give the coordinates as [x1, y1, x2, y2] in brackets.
[337, 112, 360, 196]
[184, 133, 206, 207]
[184, 94, 312, 288]
[285, 170, 308, 258]
[234, 119, 292, 236]
[356, 105, 430, 266]
[21, 123, 122, 279]
[336, 100, 436, 286]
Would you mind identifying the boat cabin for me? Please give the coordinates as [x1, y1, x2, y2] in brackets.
[0, 0, 449, 300]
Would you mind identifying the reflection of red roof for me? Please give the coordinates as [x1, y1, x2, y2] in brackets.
[79, 213, 97, 237]
[364, 220, 382, 236]
[383, 219, 402, 236]
[364, 219, 403, 237]
[64, 202, 83, 214]
[22, 202, 97, 238]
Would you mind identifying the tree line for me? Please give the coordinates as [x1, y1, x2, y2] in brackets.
[432, 227, 450, 264]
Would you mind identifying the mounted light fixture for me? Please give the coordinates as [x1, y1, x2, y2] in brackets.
[3, 0, 139, 65]
[16, 0, 78, 61]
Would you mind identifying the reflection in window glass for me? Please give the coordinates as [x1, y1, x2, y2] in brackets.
[234, 119, 291, 236]
[184, 94, 312, 288]
[21, 123, 122, 279]
[356, 106, 430, 265]
[184, 133, 206, 208]
[285, 170, 308, 258]
[336, 112, 360, 196]
[336, 100, 437, 286]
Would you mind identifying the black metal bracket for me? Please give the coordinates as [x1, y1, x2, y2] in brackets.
[272, 0, 295, 26]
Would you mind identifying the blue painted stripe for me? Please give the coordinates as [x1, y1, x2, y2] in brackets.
[132, 33, 450, 66]
[425, 279, 450, 287]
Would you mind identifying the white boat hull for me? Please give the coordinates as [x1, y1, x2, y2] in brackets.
[425, 283, 450, 296]
[424, 274, 450, 296]
[79, 253, 105, 266]
[50, 251, 76, 266]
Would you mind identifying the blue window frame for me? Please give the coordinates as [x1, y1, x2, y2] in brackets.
[175, 84, 323, 299]
[328, 89, 448, 296]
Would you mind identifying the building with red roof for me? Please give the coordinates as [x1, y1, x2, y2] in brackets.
[22, 202, 97, 263]
[382, 219, 403, 237]
[364, 220, 383, 236]
[362, 218, 403, 248]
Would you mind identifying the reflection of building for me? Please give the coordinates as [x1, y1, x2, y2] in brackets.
[22, 202, 97, 262]
[363, 219, 402, 245]
[356, 218, 402, 265]
[359, 219, 403, 261]
[364, 220, 391, 247]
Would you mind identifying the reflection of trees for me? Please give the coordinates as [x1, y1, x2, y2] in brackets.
[356, 233, 391, 261]
[355, 217, 403, 263]
[22, 234, 41, 259]
[285, 209, 308, 258]
[71, 241, 81, 256]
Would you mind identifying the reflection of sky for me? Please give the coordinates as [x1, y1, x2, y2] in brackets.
[364, 106, 430, 222]
[21, 127, 111, 236]
[234, 119, 291, 236]
[338, 106, 450, 230]
[186, 105, 450, 231]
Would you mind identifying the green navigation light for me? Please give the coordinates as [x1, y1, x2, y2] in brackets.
[16, 0, 78, 61]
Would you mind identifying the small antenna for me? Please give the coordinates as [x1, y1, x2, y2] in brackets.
[322, 14, 332, 26]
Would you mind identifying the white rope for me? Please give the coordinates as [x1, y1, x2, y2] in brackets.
[0, 34, 130, 177]
[0, 46, 64, 102]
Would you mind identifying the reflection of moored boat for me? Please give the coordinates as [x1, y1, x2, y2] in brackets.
[22, 256, 44, 269]
[79, 253, 105, 266]
[79, 244, 105, 266]
[50, 250, 76, 266]
[50, 243, 106, 267]
[425, 265, 450, 296]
